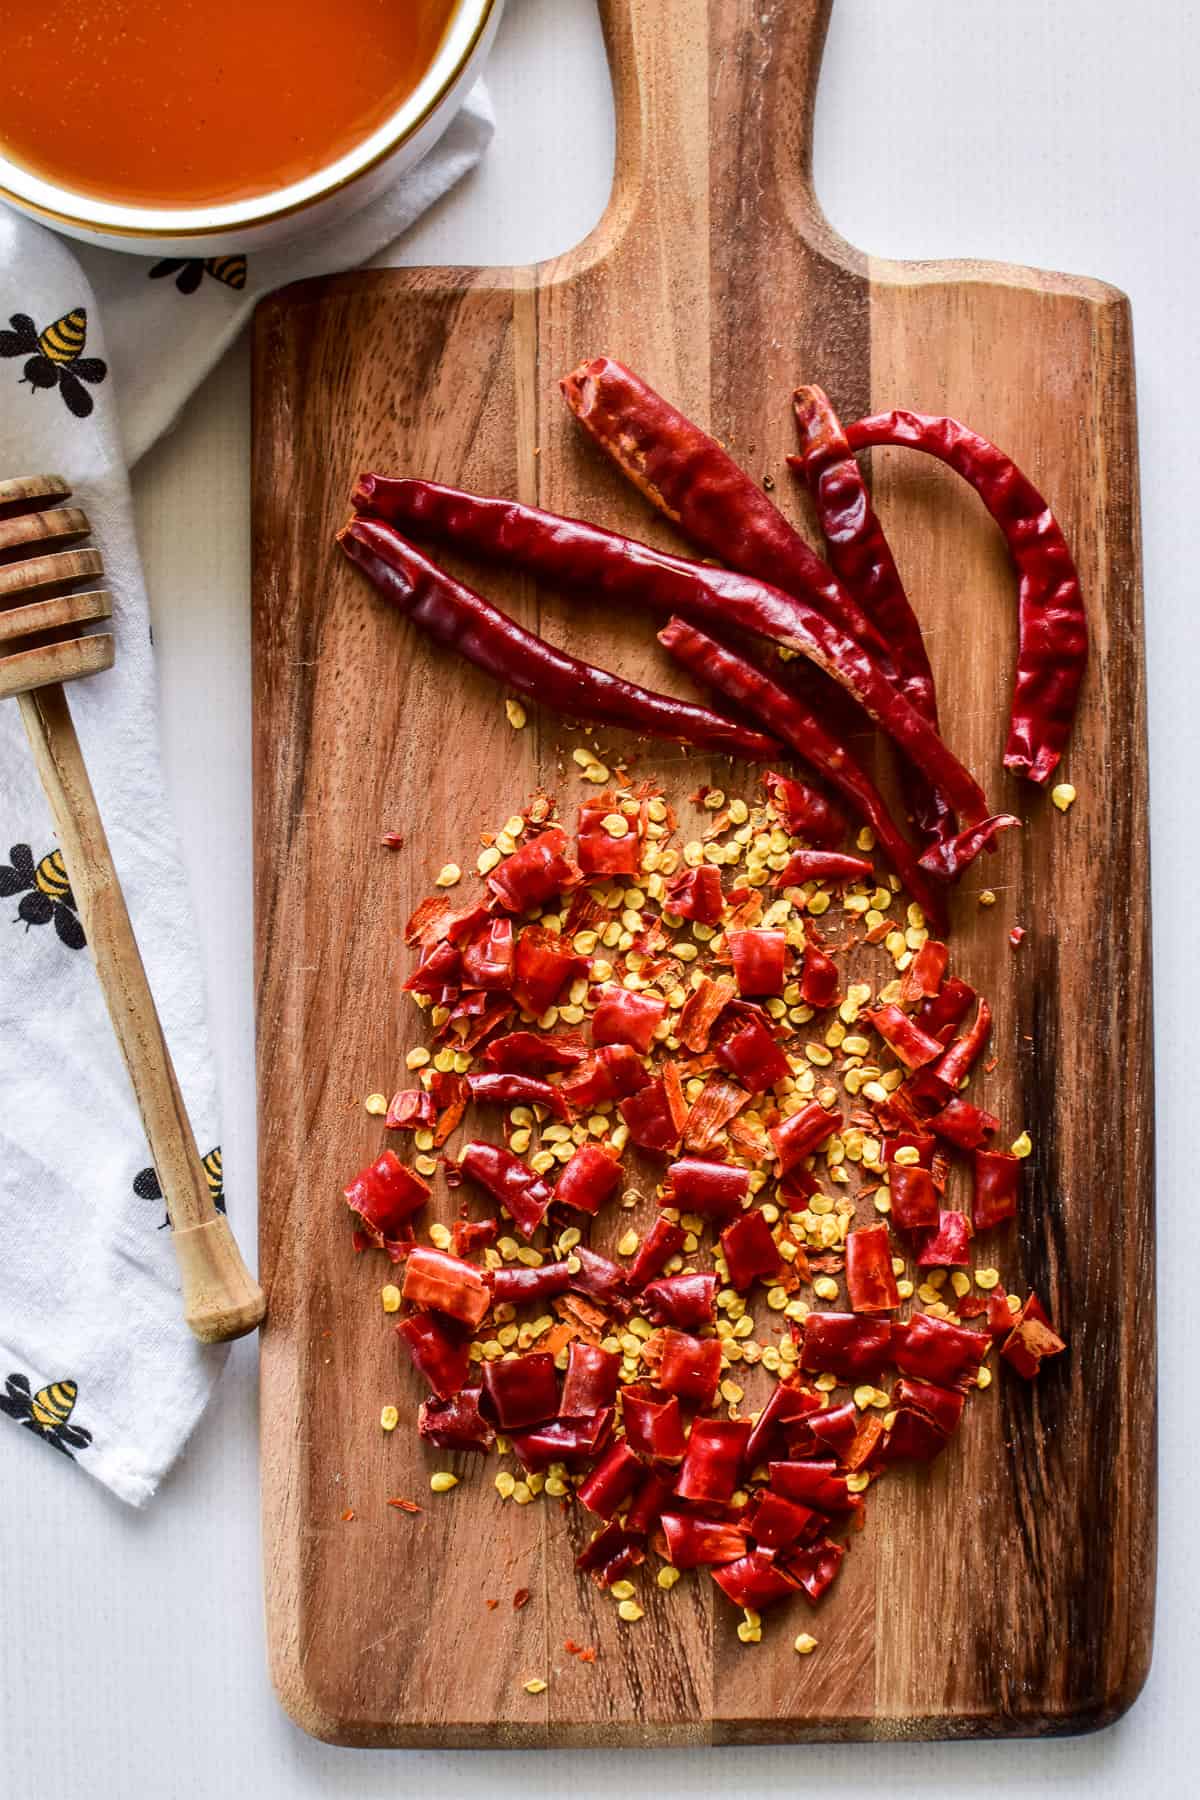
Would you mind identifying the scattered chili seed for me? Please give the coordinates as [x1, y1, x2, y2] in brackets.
[429, 1472, 459, 1493]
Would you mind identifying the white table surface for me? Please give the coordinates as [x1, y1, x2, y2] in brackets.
[2, 1, 1192, 1793]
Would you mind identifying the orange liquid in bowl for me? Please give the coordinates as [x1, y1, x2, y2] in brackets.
[0, 0, 459, 209]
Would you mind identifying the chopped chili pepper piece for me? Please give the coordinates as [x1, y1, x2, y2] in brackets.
[893, 1376, 966, 1440]
[744, 1378, 824, 1469]
[460, 917, 515, 990]
[783, 1537, 845, 1604]
[396, 1312, 471, 1400]
[892, 1312, 986, 1389]
[916, 976, 976, 1044]
[659, 618, 949, 930]
[660, 1512, 750, 1569]
[466, 1071, 570, 1120]
[452, 1217, 499, 1257]
[844, 409, 1087, 784]
[619, 1079, 681, 1154]
[554, 1142, 622, 1217]
[712, 1550, 801, 1612]
[677, 973, 739, 1054]
[844, 1413, 886, 1472]
[748, 1489, 825, 1551]
[934, 999, 993, 1091]
[712, 1004, 792, 1094]
[799, 937, 840, 1009]
[916, 1210, 972, 1268]
[569, 1245, 629, 1310]
[562, 1044, 650, 1109]
[490, 1262, 573, 1306]
[778, 849, 874, 886]
[721, 1209, 783, 1292]
[620, 1385, 688, 1466]
[918, 813, 1021, 879]
[403, 937, 462, 996]
[683, 1076, 749, 1153]
[899, 940, 950, 1004]
[405, 895, 488, 950]
[926, 1097, 1000, 1150]
[459, 1140, 553, 1240]
[666, 1156, 749, 1221]
[560, 1342, 621, 1419]
[576, 1521, 645, 1589]
[626, 1214, 687, 1289]
[577, 1442, 645, 1521]
[418, 1387, 495, 1452]
[866, 1003, 946, 1071]
[481, 1030, 588, 1074]
[845, 1223, 901, 1313]
[801, 1313, 894, 1383]
[676, 1418, 754, 1505]
[728, 928, 788, 998]
[481, 1351, 560, 1430]
[483, 825, 579, 913]
[340, 516, 783, 763]
[511, 925, 588, 1018]
[887, 1162, 940, 1232]
[576, 793, 642, 876]
[771, 1101, 842, 1174]
[658, 1332, 723, 1410]
[884, 1131, 937, 1169]
[665, 864, 726, 924]
[591, 988, 667, 1054]
[806, 1400, 859, 1462]
[344, 1149, 430, 1242]
[385, 1088, 438, 1132]
[641, 1272, 718, 1332]
[401, 1246, 490, 1328]
[764, 770, 845, 847]
[1000, 1293, 1067, 1378]
[624, 1471, 675, 1536]
[770, 1460, 861, 1514]
[879, 1406, 951, 1464]
[973, 1148, 1021, 1230]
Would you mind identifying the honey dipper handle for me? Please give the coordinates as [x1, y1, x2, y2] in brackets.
[17, 683, 265, 1343]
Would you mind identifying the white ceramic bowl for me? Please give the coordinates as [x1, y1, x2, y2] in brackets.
[0, 0, 502, 257]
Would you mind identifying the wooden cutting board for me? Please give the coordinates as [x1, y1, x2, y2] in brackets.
[251, 0, 1154, 1747]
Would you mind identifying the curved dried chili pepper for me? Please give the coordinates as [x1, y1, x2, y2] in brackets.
[676, 1418, 754, 1505]
[665, 863, 726, 925]
[404, 938, 462, 996]
[1000, 1293, 1067, 1378]
[624, 1470, 675, 1535]
[560, 1342, 621, 1418]
[591, 988, 667, 1054]
[557, 358, 885, 653]
[845, 1223, 901, 1314]
[339, 516, 783, 762]
[887, 1162, 940, 1232]
[569, 1245, 630, 1310]
[667, 1156, 749, 1221]
[459, 1141, 554, 1240]
[800, 1313, 893, 1382]
[641, 1272, 718, 1332]
[481, 1351, 560, 1430]
[783, 1538, 846, 1604]
[553, 1142, 622, 1217]
[778, 849, 874, 886]
[396, 1312, 471, 1401]
[659, 1513, 750, 1569]
[770, 1101, 841, 1174]
[879, 1406, 952, 1465]
[764, 770, 845, 847]
[659, 618, 949, 930]
[844, 409, 1087, 783]
[620, 1385, 688, 1466]
[344, 1150, 430, 1242]
[418, 1387, 495, 1452]
[481, 1030, 587, 1074]
[918, 813, 1021, 879]
[899, 940, 949, 1004]
[678, 974, 739, 1054]
[466, 1071, 570, 1120]
[401, 1246, 491, 1328]
[744, 1378, 824, 1469]
[973, 1148, 1021, 1230]
[511, 925, 587, 1018]
[576, 1520, 644, 1587]
[916, 976, 975, 1044]
[626, 1214, 687, 1288]
[577, 1442, 645, 1520]
[658, 1333, 724, 1411]
[728, 928, 788, 998]
[720, 1209, 783, 1292]
[806, 1400, 859, 1462]
[893, 1376, 965, 1440]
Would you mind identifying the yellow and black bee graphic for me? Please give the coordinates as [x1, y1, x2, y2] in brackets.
[0, 308, 108, 417]
[148, 255, 247, 295]
[0, 1374, 93, 1459]
[135, 1145, 225, 1229]
[0, 844, 85, 949]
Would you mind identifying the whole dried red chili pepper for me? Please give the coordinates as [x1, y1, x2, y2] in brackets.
[770, 1101, 841, 1174]
[418, 1387, 495, 1452]
[344, 1149, 430, 1243]
[557, 358, 885, 653]
[777, 848, 874, 886]
[676, 1418, 753, 1505]
[641, 1272, 718, 1331]
[665, 863, 726, 924]
[667, 1155, 749, 1221]
[402, 1246, 491, 1328]
[712, 1004, 793, 1094]
[917, 1210, 972, 1268]
[561, 1043, 650, 1109]
[764, 771, 845, 847]
[887, 1162, 940, 1232]
[659, 618, 949, 929]
[892, 1312, 986, 1388]
[728, 927, 788, 998]
[800, 1313, 893, 1382]
[712, 1551, 802, 1612]
[621, 1386, 688, 1466]
[720, 1209, 783, 1292]
[658, 1333, 724, 1410]
[490, 1262, 573, 1306]
[560, 1342, 621, 1418]
[626, 1214, 687, 1288]
[973, 1148, 1021, 1230]
[845, 1223, 901, 1313]
[554, 1142, 622, 1217]
[481, 1351, 560, 1430]
[511, 925, 587, 1018]
[844, 409, 1087, 784]
[659, 1513, 750, 1569]
[396, 1312, 471, 1401]
[486, 826, 579, 913]
[591, 988, 667, 1054]
[466, 1071, 570, 1120]
[339, 516, 783, 762]
[769, 1460, 861, 1514]
[791, 384, 949, 845]
[459, 1141, 553, 1239]
[481, 1030, 587, 1074]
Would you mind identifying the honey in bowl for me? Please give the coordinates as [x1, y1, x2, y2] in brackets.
[0, 0, 458, 209]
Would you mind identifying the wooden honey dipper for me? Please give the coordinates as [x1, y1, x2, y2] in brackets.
[0, 474, 265, 1342]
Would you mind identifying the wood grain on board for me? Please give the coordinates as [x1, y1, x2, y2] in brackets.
[251, 0, 1153, 1747]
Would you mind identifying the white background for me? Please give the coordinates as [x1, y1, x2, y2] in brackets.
[1, 1, 1191, 1794]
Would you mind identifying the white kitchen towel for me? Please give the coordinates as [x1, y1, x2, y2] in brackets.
[0, 84, 493, 1506]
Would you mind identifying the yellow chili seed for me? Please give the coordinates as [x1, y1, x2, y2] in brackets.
[523, 1679, 547, 1695]
[1011, 1131, 1032, 1158]
[813, 1276, 839, 1301]
[434, 863, 461, 888]
[430, 1472, 458, 1493]
[617, 1600, 644, 1623]
[975, 1267, 1000, 1290]
[494, 1471, 516, 1498]
[793, 1634, 818, 1655]
[379, 1404, 399, 1432]
[406, 1046, 430, 1070]
[657, 1565, 681, 1590]
[1051, 783, 1077, 812]
[951, 1271, 972, 1298]
[381, 1284, 401, 1313]
[429, 1223, 452, 1250]
[976, 1366, 993, 1390]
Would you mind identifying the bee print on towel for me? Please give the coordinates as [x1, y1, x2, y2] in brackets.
[148, 256, 247, 295]
[0, 845, 86, 949]
[135, 1145, 225, 1228]
[0, 309, 107, 417]
[0, 1375, 93, 1459]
